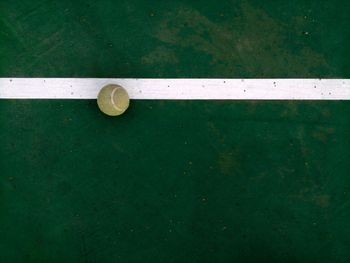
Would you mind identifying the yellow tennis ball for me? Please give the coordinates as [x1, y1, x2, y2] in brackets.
[97, 84, 130, 116]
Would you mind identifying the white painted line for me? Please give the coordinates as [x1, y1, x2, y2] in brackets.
[0, 78, 349, 100]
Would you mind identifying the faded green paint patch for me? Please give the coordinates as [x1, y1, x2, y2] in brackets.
[151, 3, 330, 77]
[313, 194, 331, 208]
[141, 46, 179, 65]
[219, 152, 240, 176]
[312, 127, 335, 144]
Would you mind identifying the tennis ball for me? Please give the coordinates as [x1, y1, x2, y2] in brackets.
[97, 84, 130, 116]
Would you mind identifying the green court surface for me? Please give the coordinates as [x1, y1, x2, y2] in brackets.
[1, 0, 350, 262]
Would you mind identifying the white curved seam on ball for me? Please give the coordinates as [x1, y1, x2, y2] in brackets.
[110, 87, 123, 112]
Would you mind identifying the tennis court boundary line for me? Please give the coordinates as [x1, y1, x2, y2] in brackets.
[1, 78, 349, 100]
